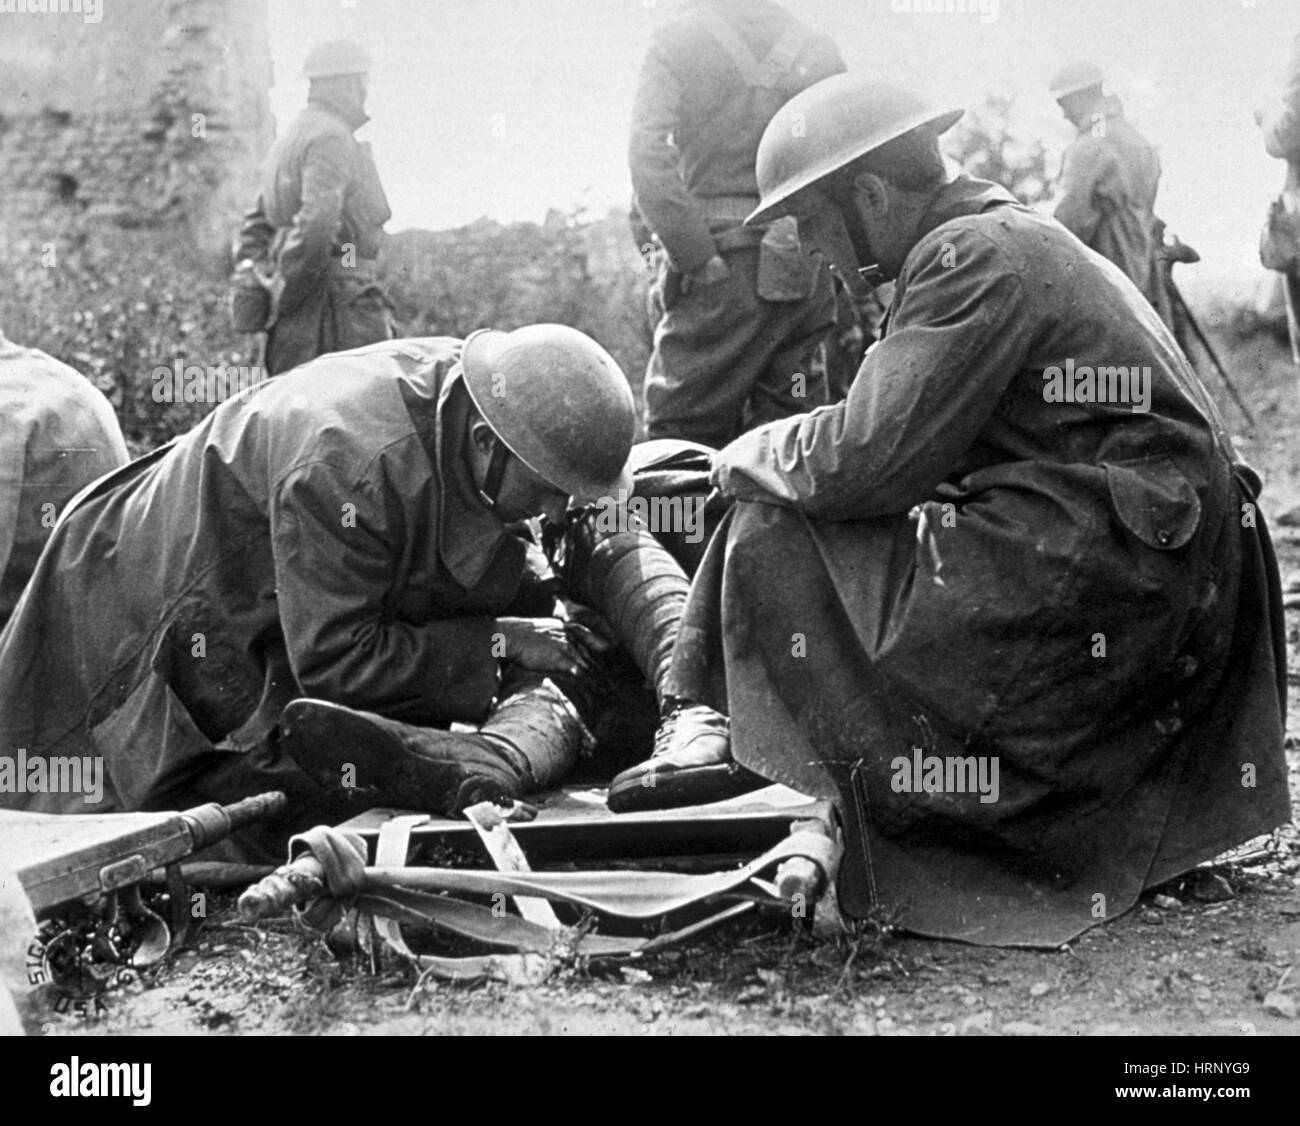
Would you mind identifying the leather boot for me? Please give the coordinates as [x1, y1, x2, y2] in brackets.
[605, 703, 761, 813]
[279, 673, 591, 818]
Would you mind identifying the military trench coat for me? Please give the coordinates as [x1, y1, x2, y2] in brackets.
[668, 177, 1291, 946]
[0, 339, 548, 828]
[235, 96, 394, 375]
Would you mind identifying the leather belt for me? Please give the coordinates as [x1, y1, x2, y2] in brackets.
[700, 194, 762, 224]
[712, 226, 767, 253]
[701, 195, 768, 253]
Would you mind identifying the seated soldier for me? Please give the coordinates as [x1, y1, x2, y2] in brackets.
[0, 330, 128, 633]
[611, 77, 1292, 946]
[0, 328, 727, 859]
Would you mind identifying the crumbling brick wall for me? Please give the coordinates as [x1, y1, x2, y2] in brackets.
[0, 0, 272, 261]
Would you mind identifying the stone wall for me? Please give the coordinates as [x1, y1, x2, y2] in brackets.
[0, 0, 272, 261]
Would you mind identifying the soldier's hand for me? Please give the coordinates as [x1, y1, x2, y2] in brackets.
[494, 617, 583, 676]
[556, 600, 617, 665]
[681, 253, 730, 295]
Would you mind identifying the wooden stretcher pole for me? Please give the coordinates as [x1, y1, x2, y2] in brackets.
[774, 817, 838, 905]
[238, 854, 327, 920]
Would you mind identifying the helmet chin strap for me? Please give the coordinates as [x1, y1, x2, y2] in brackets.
[477, 439, 512, 513]
[810, 181, 884, 299]
[841, 191, 886, 293]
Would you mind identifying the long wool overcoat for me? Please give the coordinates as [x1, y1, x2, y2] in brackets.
[0, 339, 541, 821]
[668, 177, 1291, 946]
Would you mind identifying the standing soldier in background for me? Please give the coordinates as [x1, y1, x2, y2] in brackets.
[0, 332, 127, 633]
[1259, 28, 1300, 365]
[234, 40, 394, 375]
[629, 0, 845, 449]
[1049, 61, 1173, 325]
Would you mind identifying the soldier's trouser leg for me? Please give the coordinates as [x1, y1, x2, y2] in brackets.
[562, 522, 690, 710]
[559, 513, 760, 811]
[264, 276, 393, 376]
[643, 247, 834, 449]
[744, 313, 834, 432]
[264, 286, 329, 375]
[326, 275, 395, 353]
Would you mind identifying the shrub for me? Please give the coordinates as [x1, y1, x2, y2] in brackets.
[948, 93, 1051, 207]
[1, 206, 656, 454]
[0, 213, 250, 456]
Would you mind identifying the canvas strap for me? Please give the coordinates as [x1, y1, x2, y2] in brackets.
[280, 807, 840, 985]
[692, 10, 809, 90]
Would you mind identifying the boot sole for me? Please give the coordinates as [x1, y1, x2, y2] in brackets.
[606, 762, 766, 814]
[280, 700, 518, 817]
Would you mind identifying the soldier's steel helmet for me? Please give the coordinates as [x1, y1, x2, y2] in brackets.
[1049, 60, 1105, 101]
[303, 40, 372, 79]
[748, 75, 963, 225]
[461, 325, 636, 503]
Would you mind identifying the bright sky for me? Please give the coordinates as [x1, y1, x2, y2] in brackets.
[267, 0, 1299, 301]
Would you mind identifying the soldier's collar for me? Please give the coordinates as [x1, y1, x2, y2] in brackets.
[1073, 93, 1121, 133]
[912, 174, 1019, 247]
[308, 94, 370, 132]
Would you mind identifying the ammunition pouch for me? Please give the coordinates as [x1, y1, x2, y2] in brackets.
[229, 270, 273, 334]
[708, 217, 819, 303]
[756, 215, 818, 302]
[656, 216, 818, 310]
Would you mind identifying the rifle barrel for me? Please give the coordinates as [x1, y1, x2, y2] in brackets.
[179, 791, 287, 852]
[1169, 283, 1257, 428]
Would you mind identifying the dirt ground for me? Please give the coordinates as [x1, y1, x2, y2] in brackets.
[31, 313, 1300, 1039]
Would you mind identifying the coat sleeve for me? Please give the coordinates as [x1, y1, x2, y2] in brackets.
[1053, 137, 1121, 245]
[711, 226, 1028, 520]
[1262, 32, 1300, 160]
[270, 461, 501, 724]
[628, 39, 718, 275]
[276, 131, 356, 317]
